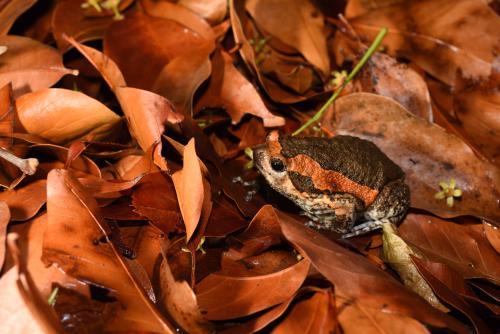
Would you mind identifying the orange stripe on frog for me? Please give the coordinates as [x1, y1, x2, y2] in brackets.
[289, 154, 379, 207]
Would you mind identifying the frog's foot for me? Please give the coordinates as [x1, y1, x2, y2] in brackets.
[341, 220, 384, 238]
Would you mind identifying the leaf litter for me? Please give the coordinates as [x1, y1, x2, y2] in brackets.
[0, 0, 499, 333]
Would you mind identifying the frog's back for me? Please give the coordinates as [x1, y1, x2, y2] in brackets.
[279, 135, 404, 190]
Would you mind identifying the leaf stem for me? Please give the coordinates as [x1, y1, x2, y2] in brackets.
[292, 27, 388, 136]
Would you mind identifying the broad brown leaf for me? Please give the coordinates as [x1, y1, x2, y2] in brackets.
[195, 255, 310, 320]
[16, 88, 121, 144]
[272, 289, 337, 334]
[0, 179, 46, 221]
[246, 0, 330, 76]
[0, 0, 37, 35]
[104, 10, 206, 90]
[0, 35, 76, 97]
[350, 0, 500, 85]
[0, 83, 14, 149]
[178, 0, 227, 24]
[483, 222, 500, 254]
[331, 93, 500, 223]
[195, 49, 285, 127]
[399, 214, 500, 284]
[42, 169, 175, 332]
[274, 206, 468, 332]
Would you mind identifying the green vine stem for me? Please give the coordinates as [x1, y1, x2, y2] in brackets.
[292, 27, 388, 136]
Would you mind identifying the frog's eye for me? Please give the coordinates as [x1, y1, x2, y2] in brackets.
[270, 158, 286, 172]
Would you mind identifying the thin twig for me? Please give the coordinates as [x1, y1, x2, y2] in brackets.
[0, 148, 39, 175]
[292, 27, 388, 136]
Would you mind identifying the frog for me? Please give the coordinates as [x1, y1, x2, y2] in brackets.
[253, 131, 410, 238]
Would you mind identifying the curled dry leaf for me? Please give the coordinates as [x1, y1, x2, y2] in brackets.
[246, 0, 330, 76]
[0, 179, 46, 221]
[350, 0, 500, 85]
[115, 86, 183, 170]
[0, 0, 37, 35]
[0, 234, 64, 334]
[52, 0, 114, 52]
[172, 138, 207, 241]
[0, 201, 10, 268]
[159, 253, 213, 334]
[16, 88, 121, 144]
[273, 206, 467, 332]
[331, 93, 500, 223]
[64, 35, 127, 90]
[195, 255, 310, 320]
[42, 169, 175, 333]
[271, 289, 337, 334]
[195, 49, 285, 127]
[381, 223, 449, 312]
[0, 35, 77, 97]
[399, 213, 500, 284]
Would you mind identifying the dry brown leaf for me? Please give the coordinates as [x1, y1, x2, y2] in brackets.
[381, 223, 449, 312]
[0, 201, 10, 269]
[158, 254, 213, 334]
[42, 169, 175, 332]
[273, 206, 468, 332]
[0, 234, 64, 334]
[195, 49, 285, 127]
[0, 180, 46, 221]
[331, 92, 500, 222]
[246, 0, 330, 76]
[483, 222, 500, 254]
[178, 0, 227, 24]
[0, 35, 77, 97]
[399, 214, 500, 284]
[195, 256, 310, 320]
[172, 138, 206, 241]
[16, 88, 121, 144]
[115, 86, 183, 170]
[64, 35, 127, 90]
[0, 0, 37, 35]
[271, 289, 337, 334]
[52, 0, 114, 52]
[350, 0, 500, 85]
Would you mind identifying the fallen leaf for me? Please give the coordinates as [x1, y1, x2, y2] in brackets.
[0, 234, 64, 334]
[0, 0, 37, 35]
[172, 138, 206, 241]
[399, 213, 500, 284]
[158, 253, 213, 334]
[350, 0, 500, 85]
[412, 257, 493, 334]
[42, 169, 175, 332]
[483, 222, 500, 254]
[52, 0, 114, 52]
[0, 201, 10, 268]
[330, 92, 500, 223]
[0, 179, 46, 221]
[16, 88, 121, 144]
[178, 0, 227, 24]
[0, 35, 77, 97]
[381, 223, 449, 312]
[274, 206, 468, 332]
[104, 10, 207, 90]
[246, 0, 330, 76]
[271, 288, 337, 334]
[195, 49, 285, 127]
[195, 255, 310, 320]
[0, 83, 14, 152]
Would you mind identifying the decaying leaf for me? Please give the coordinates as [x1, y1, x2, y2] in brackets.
[381, 222, 449, 312]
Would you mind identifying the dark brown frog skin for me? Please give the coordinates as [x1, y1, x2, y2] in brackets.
[253, 131, 410, 236]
